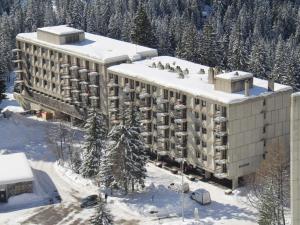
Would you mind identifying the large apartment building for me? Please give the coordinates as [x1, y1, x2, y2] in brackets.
[12, 25, 292, 188]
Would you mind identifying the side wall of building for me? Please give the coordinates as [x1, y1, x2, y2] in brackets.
[291, 93, 300, 225]
[227, 90, 291, 180]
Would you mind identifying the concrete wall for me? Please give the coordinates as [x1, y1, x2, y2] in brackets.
[291, 93, 300, 225]
[7, 181, 33, 198]
[227, 90, 291, 180]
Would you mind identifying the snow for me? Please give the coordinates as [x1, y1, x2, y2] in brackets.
[17, 27, 158, 64]
[0, 78, 263, 224]
[217, 71, 253, 80]
[0, 153, 34, 185]
[108, 56, 292, 104]
[38, 25, 83, 35]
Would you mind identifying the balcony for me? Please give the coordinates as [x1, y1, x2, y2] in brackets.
[215, 165, 227, 179]
[79, 69, 88, 81]
[70, 66, 79, 79]
[214, 111, 227, 122]
[123, 84, 135, 93]
[139, 90, 151, 99]
[107, 79, 119, 88]
[89, 96, 99, 108]
[88, 72, 99, 84]
[174, 103, 186, 110]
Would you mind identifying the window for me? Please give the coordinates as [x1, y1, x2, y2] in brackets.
[202, 114, 206, 120]
[263, 126, 266, 133]
[171, 130, 175, 136]
[52, 83, 56, 89]
[195, 112, 199, 118]
[163, 90, 168, 99]
[202, 141, 207, 147]
[195, 98, 200, 105]
[196, 151, 200, 158]
[201, 100, 206, 107]
[171, 143, 175, 149]
[202, 154, 207, 161]
[170, 91, 174, 97]
[196, 138, 201, 145]
[202, 128, 207, 134]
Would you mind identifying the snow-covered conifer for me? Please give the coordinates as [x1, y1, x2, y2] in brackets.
[80, 110, 108, 178]
[90, 201, 113, 225]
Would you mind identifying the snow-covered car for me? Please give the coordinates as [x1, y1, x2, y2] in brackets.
[187, 174, 196, 181]
[80, 195, 99, 208]
[170, 167, 178, 174]
[168, 182, 189, 193]
[191, 189, 211, 205]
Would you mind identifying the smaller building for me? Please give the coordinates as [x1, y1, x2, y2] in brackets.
[0, 153, 34, 202]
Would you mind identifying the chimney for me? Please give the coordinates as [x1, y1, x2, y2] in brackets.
[245, 80, 250, 96]
[268, 79, 274, 92]
[208, 67, 215, 84]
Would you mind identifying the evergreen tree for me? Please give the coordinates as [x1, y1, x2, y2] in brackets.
[130, 4, 157, 48]
[107, 104, 147, 193]
[249, 39, 270, 79]
[272, 37, 287, 83]
[90, 201, 113, 225]
[98, 142, 114, 190]
[69, 0, 84, 29]
[0, 79, 6, 104]
[176, 23, 200, 63]
[199, 23, 219, 67]
[80, 110, 108, 178]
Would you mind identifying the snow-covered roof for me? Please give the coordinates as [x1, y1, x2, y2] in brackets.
[17, 28, 158, 64]
[216, 71, 253, 81]
[0, 153, 34, 185]
[37, 25, 83, 35]
[108, 56, 292, 104]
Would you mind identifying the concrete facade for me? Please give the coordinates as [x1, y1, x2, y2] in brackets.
[107, 67, 292, 186]
[291, 93, 300, 225]
[12, 26, 292, 188]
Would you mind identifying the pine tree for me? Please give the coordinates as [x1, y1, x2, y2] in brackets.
[69, 0, 84, 29]
[0, 79, 6, 104]
[80, 110, 108, 178]
[107, 105, 147, 193]
[272, 37, 287, 83]
[44, 1, 56, 27]
[249, 39, 270, 79]
[199, 23, 219, 67]
[227, 24, 249, 71]
[130, 4, 157, 48]
[176, 23, 200, 63]
[90, 201, 113, 225]
[98, 142, 114, 190]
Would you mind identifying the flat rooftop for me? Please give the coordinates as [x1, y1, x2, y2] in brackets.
[17, 25, 158, 64]
[37, 25, 83, 35]
[108, 56, 292, 104]
[0, 153, 34, 185]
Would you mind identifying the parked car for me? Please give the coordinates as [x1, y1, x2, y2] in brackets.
[190, 189, 211, 205]
[80, 195, 99, 208]
[187, 174, 196, 181]
[54, 190, 62, 202]
[168, 182, 190, 193]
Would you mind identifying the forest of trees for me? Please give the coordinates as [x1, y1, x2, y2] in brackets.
[1, 0, 300, 90]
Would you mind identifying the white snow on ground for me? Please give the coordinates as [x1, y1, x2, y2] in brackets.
[0, 79, 258, 224]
